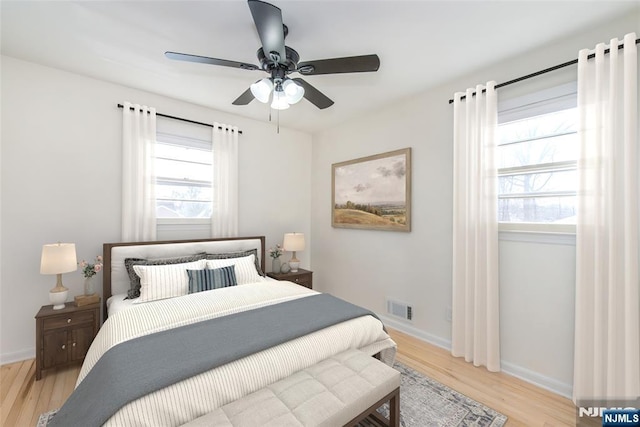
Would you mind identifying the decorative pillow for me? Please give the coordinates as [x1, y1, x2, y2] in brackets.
[206, 254, 264, 285]
[205, 249, 265, 277]
[133, 259, 206, 303]
[187, 266, 237, 294]
[124, 253, 207, 299]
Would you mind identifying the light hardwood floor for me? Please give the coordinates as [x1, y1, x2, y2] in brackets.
[1, 357, 79, 427]
[1, 328, 585, 426]
[389, 328, 592, 426]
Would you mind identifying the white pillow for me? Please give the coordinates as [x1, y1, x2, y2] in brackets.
[133, 259, 206, 303]
[206, 254, 264, 285]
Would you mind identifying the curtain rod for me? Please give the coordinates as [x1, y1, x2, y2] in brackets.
[448, 37, 640, 104]
[117, 104, 243, 134]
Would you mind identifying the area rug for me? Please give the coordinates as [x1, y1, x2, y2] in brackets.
[363, 361, 508, 427]
[36, 409, 57, 427]
[37, 362, 507, 427]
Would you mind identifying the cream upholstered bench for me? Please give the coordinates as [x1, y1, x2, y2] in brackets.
[182, 349, 400, 427]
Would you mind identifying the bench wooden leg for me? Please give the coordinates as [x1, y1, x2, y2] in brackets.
[389, 387, 400, 427]
[344, 386, 400, 427]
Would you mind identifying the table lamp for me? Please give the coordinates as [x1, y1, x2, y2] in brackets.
[283, 233, 305, 272]
[40, 243, 77, 310]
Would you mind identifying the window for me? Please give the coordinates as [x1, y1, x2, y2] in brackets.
[497, 83, 578, 233]
[155, 118, 213, 221]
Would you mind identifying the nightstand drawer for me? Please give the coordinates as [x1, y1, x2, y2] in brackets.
[267, 269, 313, 289]
[291, 276, 312, 288]
[43, 311, 95, 331]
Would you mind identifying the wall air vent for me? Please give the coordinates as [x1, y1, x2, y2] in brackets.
[386, 299, 412, 321]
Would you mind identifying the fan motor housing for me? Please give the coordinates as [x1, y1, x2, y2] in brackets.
[257, 46, 299, 74]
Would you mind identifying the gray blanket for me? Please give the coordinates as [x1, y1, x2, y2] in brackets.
[49, 293, 380, 427]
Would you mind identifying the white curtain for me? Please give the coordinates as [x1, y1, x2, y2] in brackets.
[574, 33, 639, 402]
[451, 82, 500, 372]
[121, 102, 157, 242]
[211, 122, 239, 238]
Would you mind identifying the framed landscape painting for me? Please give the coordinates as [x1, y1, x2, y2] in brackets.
[332, 148, 411, 232]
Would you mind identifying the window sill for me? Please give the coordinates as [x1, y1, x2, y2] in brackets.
[157, 218, 211, 226]
[499, 228, 575, 246]
[157, 218, 211, 236]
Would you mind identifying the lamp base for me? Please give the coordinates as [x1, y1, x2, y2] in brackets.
[289, 258, 300, 273]
[50, 289, 69, 310]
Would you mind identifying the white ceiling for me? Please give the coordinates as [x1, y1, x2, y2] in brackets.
[1, 1, 637, 133]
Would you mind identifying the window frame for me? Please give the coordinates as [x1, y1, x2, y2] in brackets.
[155, 117, 213, 228]
[496, 82, 578, 235]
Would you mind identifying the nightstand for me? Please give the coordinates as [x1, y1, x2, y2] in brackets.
[267, 268, 313, 289]
[35, 301, 100, 380]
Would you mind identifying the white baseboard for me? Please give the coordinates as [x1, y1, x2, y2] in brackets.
[378, 314, 452, 350]
[1, 347, 35, 365]
[379, 315, 573, 399]
[501, 361, 573, 399]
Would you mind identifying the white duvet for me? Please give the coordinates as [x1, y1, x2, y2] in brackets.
[79, 281, 396, 427]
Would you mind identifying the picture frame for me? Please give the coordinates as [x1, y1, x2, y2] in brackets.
[332, 148, 411, 232]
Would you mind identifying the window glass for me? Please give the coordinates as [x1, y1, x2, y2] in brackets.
[497, 84, 578, 229]
[497, 132, 577, 169]
[155, 131, 212, 219]
[499, 169, 576, 196]
[498, 196, 576, 224]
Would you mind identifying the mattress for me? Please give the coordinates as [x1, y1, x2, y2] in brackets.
[79, 280, 396, 426]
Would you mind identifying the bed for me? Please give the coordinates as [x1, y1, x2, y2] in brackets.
[49, 236, 397, 427]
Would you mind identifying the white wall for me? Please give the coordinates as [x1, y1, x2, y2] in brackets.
[310, 10, 639, 398]
[0, 56, 312, 363]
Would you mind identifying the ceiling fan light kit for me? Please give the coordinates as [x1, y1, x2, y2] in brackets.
[250, 78, 273, 103]
[271, 90, 290, 110]
[251, 77, 304, 110]
[282, 79, 304, 104]
[165, 0, 380, 111]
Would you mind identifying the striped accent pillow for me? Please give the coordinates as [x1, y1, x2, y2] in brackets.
[187, 266, 237, 293]
[206, 254, 264, 285]
[133, 260, 206, 303]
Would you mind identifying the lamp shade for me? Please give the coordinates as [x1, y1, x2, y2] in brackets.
[283, 233, 305, 252]
[283, 79, 304, 105]
[40, 243, 77, 275]
[270, 90, 290, 110]
[250, 78, 273, 103]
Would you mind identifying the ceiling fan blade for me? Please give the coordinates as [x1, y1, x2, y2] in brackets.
[165, 51, 260, 71]
[292, 78, 334, 109]
[297, 54, 380, 76]
[247, 0, 286, 64]
[232, 87, 255, 105]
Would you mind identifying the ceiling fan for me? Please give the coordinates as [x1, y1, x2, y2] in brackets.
[165, 0, 380, 110]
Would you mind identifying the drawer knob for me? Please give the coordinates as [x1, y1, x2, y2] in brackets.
[295, 278, 299, 282]
[61, 344, 66, 350]
[67, 318, 71, 324]
[72, 342, 76, 347]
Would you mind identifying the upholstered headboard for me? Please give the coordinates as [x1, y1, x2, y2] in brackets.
[102, 236, 266, 319]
